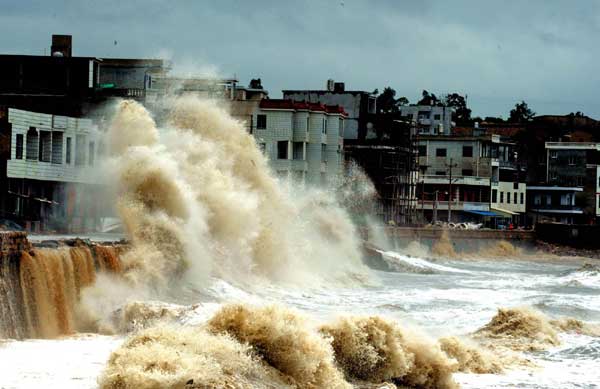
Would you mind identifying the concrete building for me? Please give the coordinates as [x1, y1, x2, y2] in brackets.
[1, 108, 103, 232]
[254, 99, 345, 186]
[283, 80, 376, 140]
[417, 133, 526, 225]
[399, 105, 454, 135]
[526, 142, 600, 224]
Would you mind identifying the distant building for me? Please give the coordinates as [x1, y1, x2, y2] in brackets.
[526, 142, 600, 224]
[399, 105, 454, 135]
[283, 80, 376, 140]
[0, 108, 103, 232]
[417, 132, 526, 226]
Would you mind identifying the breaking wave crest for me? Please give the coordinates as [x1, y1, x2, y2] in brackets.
[475, 307, 600, 352]
[101, 304, 462, 389]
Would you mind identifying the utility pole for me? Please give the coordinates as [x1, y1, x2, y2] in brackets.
[433, 190, 439, 223]
[446, 158, 458, 223]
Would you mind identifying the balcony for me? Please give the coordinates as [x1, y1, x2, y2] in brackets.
[421, 175, 490, 186]
[417, 200, 490, 211]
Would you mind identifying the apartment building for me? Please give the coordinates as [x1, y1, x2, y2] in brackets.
[0, 108, 103, 232]
[526, 142, 600, 224]
[254, 100, 345, 186]
[417, 133, 526, 225]
[283, 80, 375, 140]
[399, 105, 454, 135]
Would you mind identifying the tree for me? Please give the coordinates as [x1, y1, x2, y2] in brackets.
[376, 87, 409, 113]
[509, 101, 535, 123]
[417, 90, 441, 106]
[483, 116, 505, 124]
[444, 93, 471, 125]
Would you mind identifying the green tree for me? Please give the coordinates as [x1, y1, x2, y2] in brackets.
[444, 93, 471, 125]
[509, 101, 535, 123]
[376, 87, 409, 113]
[417, 90, 441, 106]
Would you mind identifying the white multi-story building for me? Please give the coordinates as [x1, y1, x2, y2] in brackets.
[417, 133, 526, 225]
[5, 108, 103, 231]
[254, 99, 345, 186]
[399, 105, 454, 135]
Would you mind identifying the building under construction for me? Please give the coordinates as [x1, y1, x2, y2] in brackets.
[344, 115, 419, 225]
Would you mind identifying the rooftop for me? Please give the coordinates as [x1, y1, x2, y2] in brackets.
[259, 99, 347, 115]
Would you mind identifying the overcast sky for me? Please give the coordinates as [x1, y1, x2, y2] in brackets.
[1, 0, 599, 119]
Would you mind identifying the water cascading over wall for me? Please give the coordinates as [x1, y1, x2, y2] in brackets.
[0, 232, 124, 339]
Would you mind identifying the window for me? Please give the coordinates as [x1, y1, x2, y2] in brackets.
[434, 114, 441, 120]
[462, 169, 473, 176]
[339, 118, 344, 136]
[51, 132, 63, 164]
[321, 144, 327, 162]
[322, 119, 327, 134]
[500, 192, 504, 203]
[513, 192, 517, 204]
[15, 134, 23, 159]
[418, 145, 427, 156]
[513, 182, 519, 190]
[492, 189, 497, 203]
[550, 150, 557, 159]
[520, 192, 524, 204]
[306, 117, 310, 133]
[534, 194, 541, 205]
[256, 114, 267, 129]
[435, 171, 446, 176]
[507, 192, 511, 204]
[75, 135, 86, 166]
[66, 137, 72, 164]
[293, 142, 304, 160]
[38, 131, 51, 162]
[88, 141, 95, 166]
[462, 146, 473, 157]
[26, 127, 38, 160]
[277, 141, 288, 159]
[436, 148, 447, 157]
[568, 156, 576, 165]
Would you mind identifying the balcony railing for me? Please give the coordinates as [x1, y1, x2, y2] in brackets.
[417, 200, 490, 211]
[421, 175, 490, 186]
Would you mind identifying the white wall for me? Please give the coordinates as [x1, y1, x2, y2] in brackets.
[7, 108, 101, 184]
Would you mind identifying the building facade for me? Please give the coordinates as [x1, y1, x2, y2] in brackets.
[283, 80, 376, 140]
[254, 100, 345, 186]
[417, 133, 526, 225]
[1, 108, 103, 232]
[399, 105, 454, 135]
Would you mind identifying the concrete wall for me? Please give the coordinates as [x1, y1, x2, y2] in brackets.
[419, 138, 491, 178]
[491, 181, 526, 213]
[399, 105, 453, 135]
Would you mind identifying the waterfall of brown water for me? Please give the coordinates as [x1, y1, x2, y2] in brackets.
[0, 259, 25, 338]
[12, 245, 118, 339]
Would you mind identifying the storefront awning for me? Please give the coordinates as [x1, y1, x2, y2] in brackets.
[491, 207, 517, 216]
[464, 210, 501, 217]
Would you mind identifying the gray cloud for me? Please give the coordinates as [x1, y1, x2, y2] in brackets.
[1, 0, 599, 118]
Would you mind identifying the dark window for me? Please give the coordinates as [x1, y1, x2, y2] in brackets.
[436, 148, 447, 157]
[51, 132, 63, 164]
[88, 141, 95, 166]
[323, 119, 327, 134]
[15, 134, 23, 159]
[293, 142, 304, 160]
[39, 131, 51, 162]
[520, 192, 524, 204]
[507, 192, 511, 204]
[492, 189, 497, 203]
[256, 114, 267, 129]
[66, 137, 72, 164]
[435, 171, 446, 176]
[513, 192, 517, 204]
[462, 169, 473, 176]
[500, 192, 504, 203]
[513, 182, 519, 190]
[277, 141, 288, 159]
[26, 127, 38, 160]
[418, 145, 427, 156]
[463, 146, 473, 157]
[434, 114, 441, 120]
[306, 117, 310, 132]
